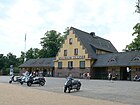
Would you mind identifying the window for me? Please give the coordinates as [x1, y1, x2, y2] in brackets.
[74, 48, 78, 55]
[68, 61, 73, 69]
[108, 57, 117, 63]
[80, 61, 85, 69]
[58, 62, 62, 69]
[69, 38, 72, 44]
[136, 68, 140, 71]
[132, 56, 140, 61]
[64, 50, 67, 56]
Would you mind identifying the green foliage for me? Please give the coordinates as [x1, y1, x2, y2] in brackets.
[63, 27, 70, 39]
[124, 1, 140, 51]
[13, 67, 20, 75]
[132, 23, 140, 36]
[0, 53, 20, 75]
[25, 48, 40, 60]
[6, 53, 18, 67]
[135, 0, 140, 13]
[18, 51, 25, 64]
[125, 23, 140, 51]
[0, 54, 6, 70]
[1, 68, 9, 75]
[0, 67, 20, 75]
[40, 30, 64, 57]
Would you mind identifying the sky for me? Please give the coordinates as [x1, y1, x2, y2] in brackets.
[0, 0, 139, 57]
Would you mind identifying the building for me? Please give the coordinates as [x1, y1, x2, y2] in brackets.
[19, 58, 55, 77]
[54, 27, 140, 80]
[54, 27, 117, 78]
[19, 27, 140, 80]
[93, 51, 140, 80]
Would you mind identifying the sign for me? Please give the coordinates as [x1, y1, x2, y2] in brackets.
[59, 55, 85, 60]
[9, 65, 14, 75]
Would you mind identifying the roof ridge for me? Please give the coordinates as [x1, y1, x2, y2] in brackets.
[97, 50, 140, 56]
[71, 27, 112, 42]
[70, 27, 90, 35]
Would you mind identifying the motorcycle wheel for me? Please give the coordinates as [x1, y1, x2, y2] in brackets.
[20, 82, 23, 85]
[27, 82, 32, 86]
[68, 87, 71, 93]
[40, 81, 45, 86]
[77, 86, 80, 91]
[64, 87, 67, 93]
[9, 81, 12, 84]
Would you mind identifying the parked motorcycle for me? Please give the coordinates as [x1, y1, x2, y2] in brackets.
[133, 75, 140, 81]
[64, 77, 81, 93]
[27, 76, 46, 86]
[9, 74, 22, 83]
[20, 75, 30, 85]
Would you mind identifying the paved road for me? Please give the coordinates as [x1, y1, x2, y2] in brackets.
[0, 76, 140, 105]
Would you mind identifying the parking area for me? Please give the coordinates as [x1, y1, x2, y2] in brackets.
[0, 76, 140, 105]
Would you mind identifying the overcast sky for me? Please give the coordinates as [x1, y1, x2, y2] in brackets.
[0, 0, 139, 57]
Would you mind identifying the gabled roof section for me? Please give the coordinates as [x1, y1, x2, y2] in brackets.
[70, 27, 118, 58]
[19, 58, 55, 68]
[93, 51, 140, 67]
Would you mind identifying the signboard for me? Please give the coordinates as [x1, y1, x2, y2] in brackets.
[59, 55, 85, 60]
[9, 65, 14, 75]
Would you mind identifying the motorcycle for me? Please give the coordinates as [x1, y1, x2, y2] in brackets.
[9, 74, 22, 84]
[64, 77, 81, 93]
[133, 75, 140, 81]
[20, 75, 30, 85]
[27, 76, 46, 86]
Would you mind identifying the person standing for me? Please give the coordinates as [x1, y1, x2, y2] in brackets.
[108, 73, 112, 80]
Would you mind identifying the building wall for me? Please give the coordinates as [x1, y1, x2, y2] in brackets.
[55, 67, 90, 78]
[131, 66, 140, 80]
[54, 30, 92, 78]
[108, 67, 120, 80]
[96, 49, 111, 54]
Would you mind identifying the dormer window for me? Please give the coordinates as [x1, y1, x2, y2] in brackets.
[132, 56, 140, 61]
[69, 38, 72, 44]
[108, 57, 117, 63]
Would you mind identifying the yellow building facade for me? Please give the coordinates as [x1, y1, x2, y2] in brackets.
[54, 30, 92, 78]
[54, 27, 117, 78]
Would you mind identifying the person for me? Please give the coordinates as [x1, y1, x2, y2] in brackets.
[134, 74, 138, 81]
[87, 72, 90, 79]
[108, 73, 112, 80]
[83, 73, 87, 79]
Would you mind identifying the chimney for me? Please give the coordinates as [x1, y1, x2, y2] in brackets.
[90, 32, 95, 37]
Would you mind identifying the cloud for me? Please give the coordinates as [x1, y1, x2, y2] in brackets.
[103, 31, 135, 52]
[0, 0, 139, 57]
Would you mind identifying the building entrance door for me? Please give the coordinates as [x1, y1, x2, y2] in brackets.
[93, 67, 108, 79]
[120, 67, 127, 80]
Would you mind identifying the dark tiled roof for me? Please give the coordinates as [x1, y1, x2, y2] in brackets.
[19, 58, 55, 68]
[93, 51, 140, 67]
[71, 27, 118, 58]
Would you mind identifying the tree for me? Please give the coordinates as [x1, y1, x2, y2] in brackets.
[135, 0, 140, 13]
[18, 51, 25, 64]
[25, 48, 40, 60]
[6, 52, 18, 67]
[40, 30, 64, 57]
[0, 54, 5, 70]
[63, 27, 70, 39]
[0, 53, 19, 75]
[125, 0, 140, 51]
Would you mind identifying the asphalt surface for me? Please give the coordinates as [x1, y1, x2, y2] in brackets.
[0, 76, 140, 105]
